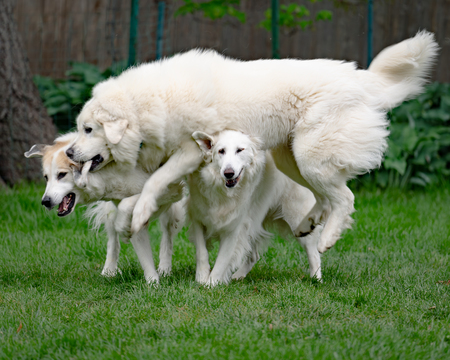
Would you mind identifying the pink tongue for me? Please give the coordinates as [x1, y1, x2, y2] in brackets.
[58, 196, 69, 212]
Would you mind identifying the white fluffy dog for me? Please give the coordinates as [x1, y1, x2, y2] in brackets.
[25, 133, 185, 283]
[188, 130, 321, 286]
[66, 32, 438, 253]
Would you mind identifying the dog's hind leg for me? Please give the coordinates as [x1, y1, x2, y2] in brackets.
[208, 225, 250, 286]
[189, 221, 210, 284]
[130, 227, 159, 284]
[288, 137, 355, 254]
[314, 184, 354, 253]
[272, 145, 331, 237]
[277, 182, 323, 280]
[157, 212, 174, 277]
[101, 210, 121, 277]
[231, 247, 259, 280]
[158, 200, 186, 276]
[297, 227, 322, 281]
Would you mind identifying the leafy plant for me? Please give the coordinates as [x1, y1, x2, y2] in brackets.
[174, 0, 332, 33]
[259, 2, 332, 34]
[358, 82, 450, 188]
[175, 0, 246, 23]
[34, 62, 126, 131]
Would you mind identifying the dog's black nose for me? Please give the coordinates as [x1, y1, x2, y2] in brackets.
[66, 147, 75, 159]
[224, 168, 235, 179]
[41, 196, 52, 209]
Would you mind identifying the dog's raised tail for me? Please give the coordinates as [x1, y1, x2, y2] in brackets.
[367, 30, 439, 109]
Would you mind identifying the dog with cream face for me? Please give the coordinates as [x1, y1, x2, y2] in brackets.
[25, 133, 185, 283]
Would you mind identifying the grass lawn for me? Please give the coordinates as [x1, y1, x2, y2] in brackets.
[1, 183, 449, 359]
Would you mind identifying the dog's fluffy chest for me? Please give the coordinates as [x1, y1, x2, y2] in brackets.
[187, 164, 262, 236]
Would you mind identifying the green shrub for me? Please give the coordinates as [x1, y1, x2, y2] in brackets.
[358, 82, 450, 188]
[34, 62, 125, 131]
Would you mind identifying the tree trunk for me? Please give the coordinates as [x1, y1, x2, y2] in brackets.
[0, 0, 57, 185]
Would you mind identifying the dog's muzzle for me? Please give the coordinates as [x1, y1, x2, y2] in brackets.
[41, 196, 53, 210]
[66, 147, 75, 160]
[224, 169, 243, 188]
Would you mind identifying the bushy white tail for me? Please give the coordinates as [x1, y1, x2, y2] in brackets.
[84, 201, 117, 232]
[368, 31, 439, 109]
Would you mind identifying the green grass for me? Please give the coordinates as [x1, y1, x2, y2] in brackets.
[1, 183, 449, 359]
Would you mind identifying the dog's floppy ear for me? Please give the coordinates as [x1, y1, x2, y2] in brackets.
[103, 119, 129, 145]
[24, 144, 47, 158]
[192, 131, 215, 157]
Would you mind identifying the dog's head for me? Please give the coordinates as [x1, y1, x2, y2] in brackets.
[192, 130, 263, 189]
[65, 79, 144, 171]
[25, 133, 84, 217]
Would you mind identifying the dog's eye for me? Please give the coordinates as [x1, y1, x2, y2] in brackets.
[85, 127, 92, 134]
[44, 175, 48, 181]
[57, 172, 67, 180]
[236, 148, 244, 154]
[218, 149, 225, 155]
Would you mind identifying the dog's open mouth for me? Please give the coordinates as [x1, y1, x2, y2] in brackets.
[57, 192, 76, 217]
[225, 170, 242, 188]
[89, 154, 104, 172]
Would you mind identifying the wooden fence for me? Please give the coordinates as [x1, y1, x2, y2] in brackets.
[13, 0, 450, 82]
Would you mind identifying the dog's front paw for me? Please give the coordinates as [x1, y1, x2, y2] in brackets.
[101, 266, 121, 277]
[131, 197, 157, 234]
[206, 274, 228, 288]
[157, 264, 172, 277]
[145, 274, 160, 286]
[317, 235, 338, 254]
[196, 268, 211, 285]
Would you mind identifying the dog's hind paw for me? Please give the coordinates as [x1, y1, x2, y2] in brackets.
[295, 217, 317, 237]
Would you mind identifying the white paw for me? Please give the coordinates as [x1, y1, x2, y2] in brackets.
[131, 197, 157, 234]
[196, 269, 211, 285]
[317, 237, 334, 254]
[206, 275, 227, 287]
[145, 274, 160, 285]
[231, 267, 250, 280]
[157, 264, 172, 277]
[101, 267, 121, 277]
[295, 216, 318, 238]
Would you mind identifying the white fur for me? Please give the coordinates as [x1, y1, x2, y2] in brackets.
[188, 130, 322, 286]
[25, 133, 186, 284]
[68, 31, 438, 254]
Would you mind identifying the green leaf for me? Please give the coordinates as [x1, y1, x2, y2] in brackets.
[315, 10, 332, 21]
[384, 158, 407, 175]
[423, 108, 450, 122]
[401, 126, 418, 152]
[409, 177, 427, 187]
[44, 95, 67, 108]
[46, 103, 71, 116]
